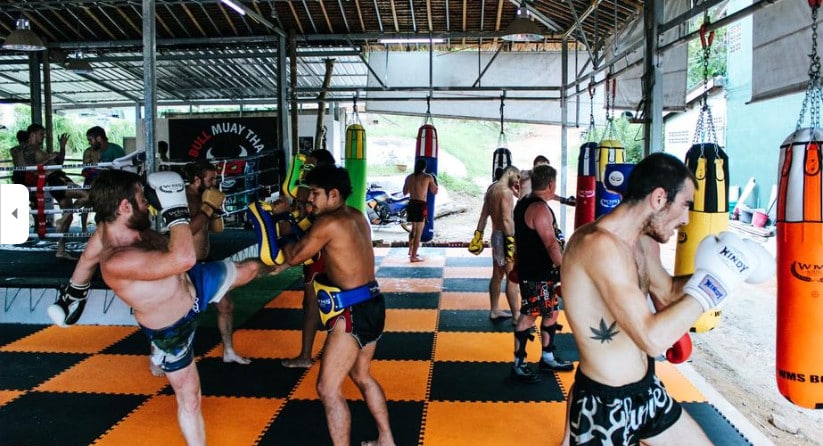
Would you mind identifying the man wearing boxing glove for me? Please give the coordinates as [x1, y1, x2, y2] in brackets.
[402, 158, 438, 263]
[510, 164, 573, 384]
[269, 165, 395, 446]
[62, 170, 271, 445]
[560, 153, 776, 445]
[472, 165, 521, 321]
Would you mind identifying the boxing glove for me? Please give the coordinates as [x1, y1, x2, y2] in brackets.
[684, 231, 754, 312]
[201, 187, 225, 218]
[742, 238, 775, 284]
[147, 171, 191, 228]
[504, 235, 515, 263]
[468, 230, 484, 255]
[47, 281, 90, 327]
[558, 195, 576, 206]
[666, 333, 693, 364]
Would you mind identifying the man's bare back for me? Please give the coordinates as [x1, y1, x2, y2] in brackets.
[403, 172, 436, 202]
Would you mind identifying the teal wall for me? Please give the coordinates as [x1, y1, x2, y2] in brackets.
[725, 0, 804, 210]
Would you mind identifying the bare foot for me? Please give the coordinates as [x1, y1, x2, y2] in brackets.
[223, 351, 252, 365]
[55, 251, 78, 260]
[489, 310, 512, 322]
[410, 256, 425, 263]
[361, 440, 395, 446]
[281, 357, 312, 368]
[149, 362, 165, 377]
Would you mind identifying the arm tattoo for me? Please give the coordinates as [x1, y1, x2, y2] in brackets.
[589, 318, 620, 343]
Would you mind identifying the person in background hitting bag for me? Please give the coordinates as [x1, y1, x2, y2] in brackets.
[510, 165, 573, 384]
[403, 158, 438, 263]
[267, 165, 395, 446]
[469, 165, 521, 322]
[51, 170, 272, 445]
[560, 153, 774, 445]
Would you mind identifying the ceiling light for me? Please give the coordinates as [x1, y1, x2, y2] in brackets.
[2, 18, 46, 52]
[221, 0, 247, 16]
[501, 2, 543, 42]
[65, 50, 93, 74]
[378, 38, 445, 44]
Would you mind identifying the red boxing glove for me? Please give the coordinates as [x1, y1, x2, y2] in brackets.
[666, 333, 693, 364]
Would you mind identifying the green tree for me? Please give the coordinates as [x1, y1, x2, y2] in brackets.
[687, 14, 728, 91]
[588, 117, 644, 163]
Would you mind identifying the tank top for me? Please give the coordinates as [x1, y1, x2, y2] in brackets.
[513, 194, 564, 281]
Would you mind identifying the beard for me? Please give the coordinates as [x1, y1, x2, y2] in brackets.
[643, 209, 671, 244]
[127, 207, 152, 231]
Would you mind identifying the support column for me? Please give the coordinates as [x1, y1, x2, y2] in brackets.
[143, 0, 157, 172]
[643, 0, 664, 155]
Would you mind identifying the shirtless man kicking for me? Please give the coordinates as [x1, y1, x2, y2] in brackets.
[469, 165, 521, 321]
[561, 153, 773, 445]
[402, 158, 438, 262]
[74, 170, 271, 445]
[268, 165, 394, 446]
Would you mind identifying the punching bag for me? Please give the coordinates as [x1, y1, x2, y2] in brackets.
[674, 143, 730, 333]
[281, 153, 306, 199]
[575, 142, 598, 229]
[416, 123, 439, 243]
[345, 123, 367, 213]
[595, 139, 625, 217]
[493, 147, 512, 182]
[776, 127, 823, 409]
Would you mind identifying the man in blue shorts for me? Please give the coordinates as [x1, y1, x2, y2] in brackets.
[57, 169, 271, 445]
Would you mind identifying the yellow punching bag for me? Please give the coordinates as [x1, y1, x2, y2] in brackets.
[776, 128, 823, 409]
[345, 123, 368, 213]
[595, 139, 625, 217]
[675, 143, 729, 333]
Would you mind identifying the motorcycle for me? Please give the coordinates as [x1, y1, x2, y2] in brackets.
[365, 183, 411, 233]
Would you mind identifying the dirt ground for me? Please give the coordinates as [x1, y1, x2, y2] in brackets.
[397, 193, 823, 446]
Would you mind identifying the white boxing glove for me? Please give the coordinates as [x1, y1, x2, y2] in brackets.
[742, 238, 776, 284]
[684, 231, 754, 312]
[147, 171, 191, 227]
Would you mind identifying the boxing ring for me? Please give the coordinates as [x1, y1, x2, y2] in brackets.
[0, 151, 278, 325]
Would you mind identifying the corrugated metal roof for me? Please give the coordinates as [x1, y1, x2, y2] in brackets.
[0, 0, 699, 109]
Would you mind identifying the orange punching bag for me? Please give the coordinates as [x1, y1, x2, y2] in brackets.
[776, 127, 823, 409]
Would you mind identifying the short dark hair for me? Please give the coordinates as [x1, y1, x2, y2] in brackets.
[622, 152, 696, 205]
[307, 149, 336, 167]
[16, 130, 28, 144]
[86, 126, 107, 140]
[26, 123, 45, 134]
[530, 164, 556, 191]
[533, 155, 550, 166]
[89, 170, 143, 224]
[414, 158, 427, 174]
[304, 165, 353, 200]
[183, 159, 216, 183]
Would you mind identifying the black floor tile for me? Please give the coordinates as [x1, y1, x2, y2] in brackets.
[429, 361, 565, 402]
[383, 292, 440, 309]
[374, 332, 434, 360]
[438, 310, 514, 333]
[0, 324, 47, 348]
[182, 357, 307, 398]
[0, 391, 147, 446]
[0, 352, 89, 390]
[260, 399, 423, 446]
[241, 308, 305, 330]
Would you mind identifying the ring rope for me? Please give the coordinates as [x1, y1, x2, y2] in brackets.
[36, 166, 47, 239]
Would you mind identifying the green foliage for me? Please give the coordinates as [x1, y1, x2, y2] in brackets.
[587, 118, 645, 163]
[686, 14, 728, 91]
[1, 105, 136, 167]
[438, 171, 481, 195]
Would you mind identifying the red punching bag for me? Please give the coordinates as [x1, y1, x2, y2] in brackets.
[575, 142, 597, 228]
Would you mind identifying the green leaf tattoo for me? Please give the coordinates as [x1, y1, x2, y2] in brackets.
[589, 318, 620, 343]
